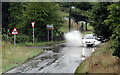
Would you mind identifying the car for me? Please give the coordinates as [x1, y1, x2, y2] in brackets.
[82, 34, 101, 47]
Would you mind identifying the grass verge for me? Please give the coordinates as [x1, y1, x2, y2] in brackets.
[18, 40, 65, 47]
[2, 41, 43, 74]
[75, 40, 119, 73]
[0, 40, 2, 74]
[2, 40, 65, 74]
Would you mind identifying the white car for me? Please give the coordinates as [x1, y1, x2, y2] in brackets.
[82, 34, 101, 47]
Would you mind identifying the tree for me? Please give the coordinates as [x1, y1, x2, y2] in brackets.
[90, 2, 112, 40]
[2, 2, 10, 34]
[8, 2, 24, 33]
[72, 2, 93, 31]
[104, 2, 120, 57]
[59, 2, 93, 31]
[8, 2, 64, 42]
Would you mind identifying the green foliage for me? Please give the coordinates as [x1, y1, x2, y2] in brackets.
[59, 2, 93, 11]
[71, 2, 93, 22]
[58, 2, 69, 7]
[89, 2, 120, 57]
[59, 2, 93, 22]
[90, 2, 120, 58]
[71, 8, 87, 22]
[8, 2, 64, 42]
[103, 2, 120, 58]
[90, 2, 112, 40]
[25, 42, 34, 46]
[16, 34, 30, 43]
[2, 34, 7, 41]
[112, 38, 120, 57]
[2, 2, 10, 34]
[8, 2, 24, 30]
[72, 2, 93, 11]
[104, 2, 120, 32]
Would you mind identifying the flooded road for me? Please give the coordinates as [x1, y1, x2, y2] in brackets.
[6, 45, 94, 73]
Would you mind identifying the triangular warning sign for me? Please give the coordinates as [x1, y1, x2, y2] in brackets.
[11, 28, 19, 35]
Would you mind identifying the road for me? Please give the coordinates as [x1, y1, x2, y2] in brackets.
[6, 45, 95, 73]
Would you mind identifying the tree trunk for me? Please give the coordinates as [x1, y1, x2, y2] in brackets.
[85, 21, 87, 31]
[81, 22, 84, 32]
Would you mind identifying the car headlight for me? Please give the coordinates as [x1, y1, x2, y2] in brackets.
[82, 41, 85, 43]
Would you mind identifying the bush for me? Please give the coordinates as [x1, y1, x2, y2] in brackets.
[16, 34, 29, 43]
[8, 34, 30, 43]
[111, 25, 120, 58]
[25, 42, 34, 46]
[2, 34, 7, 41]
[112, 41, 120, 58]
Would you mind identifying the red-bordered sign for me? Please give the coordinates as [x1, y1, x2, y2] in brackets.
[31, 22, 35, 28]
[11, 28, 19, 35]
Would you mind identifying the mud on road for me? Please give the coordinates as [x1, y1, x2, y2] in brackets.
[5, 44, 95, 73]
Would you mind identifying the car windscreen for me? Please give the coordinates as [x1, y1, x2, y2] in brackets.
[84, 35, 96, 39]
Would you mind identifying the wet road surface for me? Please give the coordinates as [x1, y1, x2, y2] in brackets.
[6, 45, 95, 73]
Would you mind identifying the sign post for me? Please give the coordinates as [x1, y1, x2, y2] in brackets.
[33, 26, 34, 44]
[47, 25, 50, 42]
[11, 28, 19, 50]
[47, 24, 54, 42]
[48, 29, 49, 41]
[51, 24, 53, 41]
[14, 34, 16, 48]
[7, 29, 9, 43]
[31, 22, 35, 44]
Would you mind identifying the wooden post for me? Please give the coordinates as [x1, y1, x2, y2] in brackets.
[48, 29, 49, 41]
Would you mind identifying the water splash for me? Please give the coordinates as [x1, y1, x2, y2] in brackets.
[64, 30, 82, 46]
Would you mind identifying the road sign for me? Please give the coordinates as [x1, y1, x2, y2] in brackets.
[31, 22, 35, 28]
[47, 24, 54, 42]
[31, 22, 35, 44]
[11, 28, 18, 50]
[11, 28, 19, 35]
[47, 25, 54, 30]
